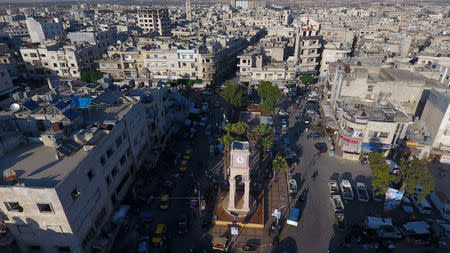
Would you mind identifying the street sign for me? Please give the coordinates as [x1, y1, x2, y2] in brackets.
[230, 211, 239, 217]
[231, 226, 238, 235]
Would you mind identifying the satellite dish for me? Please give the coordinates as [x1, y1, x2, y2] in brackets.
[2, 169, 17, 181]
[10, 103, 20, 112]
[117, 40, 122, 45]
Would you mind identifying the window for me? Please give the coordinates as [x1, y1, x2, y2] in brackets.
[36, 203, 53, 213]
[106, 175, 111, 186]
[379, 132, 389, 138]
[4, 201, 23, 212]
[100, 155, 106, 165]
[87, 170, 94, 181]
[30, 53, 37, 58]
[111, 167, 118, 178]
[366, 95, 371, 99]
[106, 146, 114, 158]
[367, 86, 373, 92]
[372, 131, 378, 138]
[71, 188, 80, 200]
[41, 54, 46, 57]
[120, 155, 126, 166]
[44, 62, 48, 66]
[47, 225, 62, 232]
[58, 247, 71, 253]
[115, 136, 122, 148]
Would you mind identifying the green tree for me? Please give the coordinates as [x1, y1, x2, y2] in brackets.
[369, 152, 397, 196]
[257, 81, 281, 114]
[221, 82, 245, 107]
[81, 71, 104, 82]
[299, 74, 313, 84]
[369, 153, 435, 203]
[272, 155, 288, 173]
[398, 157, 435, 203]
[218, 135, 234, 180]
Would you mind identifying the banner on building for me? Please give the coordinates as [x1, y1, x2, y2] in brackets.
[384, 187, 404, 210]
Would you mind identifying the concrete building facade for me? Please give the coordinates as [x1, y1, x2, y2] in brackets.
[420, 89, 450, 163]
[25, 17, 65, 43]
[137, 8, 171, 36]
[0, 101, 147, 253]
[294, 18, 322, 74]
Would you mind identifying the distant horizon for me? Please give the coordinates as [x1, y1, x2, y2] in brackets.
[0, 0, 447, 6]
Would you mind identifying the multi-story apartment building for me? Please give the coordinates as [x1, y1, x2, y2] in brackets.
[137, 8, 171, 36]
[25, 17, 65, 43]
[20, 42, 93, 79]
[330, 62, 443, 115]
[237, 42, 296, 82]
[420, 89, 450, 163]
[68, 28, 116, 56]
[335, 99, 409, 160]
[294, 18, 322, 74]
[0, 97, 148, 253]
[98, 34, 256, 82]
[319, 42, 351, 77]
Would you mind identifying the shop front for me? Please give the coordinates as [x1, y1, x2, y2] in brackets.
[339, 133, 361, 160]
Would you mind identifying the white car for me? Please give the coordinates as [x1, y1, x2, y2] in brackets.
[401, 196, 414, 213]
[279, 109, 290, 116]
[410, 195, 433, 215]
[281, 119, 288, 128]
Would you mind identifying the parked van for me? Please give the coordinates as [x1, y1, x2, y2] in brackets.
[430, 191, 450, 220]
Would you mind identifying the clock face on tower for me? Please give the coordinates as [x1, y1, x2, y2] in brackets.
[236, 156, 244, 164]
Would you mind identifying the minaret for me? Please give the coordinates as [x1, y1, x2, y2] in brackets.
[186, 0, 192, 21]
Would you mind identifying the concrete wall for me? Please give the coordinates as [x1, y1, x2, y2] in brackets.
[0, 187, 77, 253]
[421, 89, 450, 149]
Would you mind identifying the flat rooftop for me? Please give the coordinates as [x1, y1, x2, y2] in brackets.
[0, 143, 88, 188]
[0, 103, 134, 188]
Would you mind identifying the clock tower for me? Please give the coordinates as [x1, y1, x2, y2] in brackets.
[227, 141, 251, 213]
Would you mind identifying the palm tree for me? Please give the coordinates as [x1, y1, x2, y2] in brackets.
[218, 135, 234, 180]
[251, 125, 273, 162]
[272, 155, 288, 174]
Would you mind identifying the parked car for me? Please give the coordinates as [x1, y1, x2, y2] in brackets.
[288, 179, 298, 196]
[205, 124, 212, 135]
[137, 236, 150, 253]
[371, 187, 385, 202]
[177, 214, 189, 235]
[307, 132, 323, 140]
[279, 109, 290, 116]
[304, 116, 311, 125]
[314, 142, 327, 153]
[402, 196, 415, 213]
[160, 194, 169, 210]
[152, 224, 167, 246]
[410, 195, 433, 215]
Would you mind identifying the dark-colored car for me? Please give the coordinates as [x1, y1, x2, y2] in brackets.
[315, 142, 328, 153]
[177, 214, 189, 235]
[307, 132, 324, 140]
[242, 244, 258, 251]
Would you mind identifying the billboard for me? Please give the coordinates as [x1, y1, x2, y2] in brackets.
[384, 187, 404, 210]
